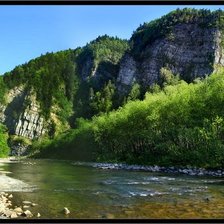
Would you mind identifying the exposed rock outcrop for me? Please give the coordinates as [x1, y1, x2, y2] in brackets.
[117, 54, 138, 92]
[117, 24, 224, 92]
[80, 58, 95, 81]
[10, 144, 28, 157]
[14, 100, 46, 139]
[0, 86, 26, 133]
[0, 86, 46, 140]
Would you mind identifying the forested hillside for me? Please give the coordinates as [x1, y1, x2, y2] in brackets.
[1, 8, 224, 168]
[3, 35, 129, 121]
[30, 68, 224, 168]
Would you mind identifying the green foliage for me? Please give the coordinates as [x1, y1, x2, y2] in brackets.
[5, 8, 224, 167]
[53, 89, 74, 126]
[89, 80, 115, 115]
[127, 83, 141, 101]
[0, 124, 10, 157]
[3, 50, 78, 119]
[71, 35, 129, 121]
[30, 119, 97, 161]
[2, 35, 128, 125]
[8, 135, 31, 146]
[160, 67, 180, 87]
[147, 84, 161, 94]
[77, 35, 129, 72]
[0, 76, 7, 104]
[31, 69, 224, 168]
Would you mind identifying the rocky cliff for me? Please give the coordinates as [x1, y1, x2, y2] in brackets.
[0, 86, 47, 140]
[78, 35, 129, 87]
[117, 23, 224, 92]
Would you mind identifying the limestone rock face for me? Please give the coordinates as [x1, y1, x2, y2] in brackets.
[117, 23, 224, 92]
[14, 101, 46, 139]
[0, 86, 26, 134]
[117, 54, 138, 92]
[80, 57, 95, 80]
[0, 86, 46, 140]
[80, 55, 119, 87]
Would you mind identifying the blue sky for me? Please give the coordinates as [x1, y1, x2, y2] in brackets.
[0, 5, 224, 75]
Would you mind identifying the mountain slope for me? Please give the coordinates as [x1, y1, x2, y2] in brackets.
[0, 8, 224, 158]
[0, 36, 129, 143]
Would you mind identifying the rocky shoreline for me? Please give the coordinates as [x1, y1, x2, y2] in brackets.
[0, 192, 40, 219]
[72, 162, 224, 177]
[0, 157, 72, 219]
[0, 157, 40, 219]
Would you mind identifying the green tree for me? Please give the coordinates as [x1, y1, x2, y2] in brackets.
[127, 83, 141, 101]
[0, 124, 10, 157]
[160, 67, 180, 87]
[89, 80, 115, 115]
[0, 76, 7, 104]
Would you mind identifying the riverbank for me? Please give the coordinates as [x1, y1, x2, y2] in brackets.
[72, 162, 224, 177]
[0, 192, 40, 219]
[0, 157, 39, 219]
[0, 157, 21, 163]
[3, 157, 224, 177]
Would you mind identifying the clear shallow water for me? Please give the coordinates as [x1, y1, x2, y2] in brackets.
[1, 159, 224, 219]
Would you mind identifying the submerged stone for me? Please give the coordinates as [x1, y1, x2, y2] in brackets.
[63, 207, 70, 215]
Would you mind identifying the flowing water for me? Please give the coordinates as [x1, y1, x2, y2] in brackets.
[1, 159, 224, 219]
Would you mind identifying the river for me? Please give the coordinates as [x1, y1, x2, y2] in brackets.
[1, 159, 224, 219]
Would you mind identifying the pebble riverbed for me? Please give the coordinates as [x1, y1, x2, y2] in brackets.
[0, 191, 70, 219]
[0, 192, 40, 219]
[72, 162, 224, 177]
